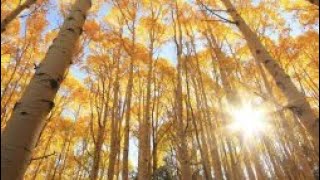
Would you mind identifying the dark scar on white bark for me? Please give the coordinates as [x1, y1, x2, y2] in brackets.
[264, 59, 271, 64]
[276, 81, 286, 89]
[49, 79, 60, 89]
[67, 28, 76, 34]
[13, 102, 21, 110]
[256, 50, 261, 54]
[21, 112, 28, 115]
[79, 28, 83, 35]
[57, 75, 63, 82]
[287, 106, 303, 116]
[40, 99, 55, 110]
[24, 147, 32, 152]
[36, 72, 45, 76]
[67, 16, 75, 21]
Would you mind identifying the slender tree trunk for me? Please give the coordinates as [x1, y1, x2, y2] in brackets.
[205, 123, 223, 179]
[58, 139, 71, 180]
[108, 78, 120, 180]
[138, 28, 154, 180]
[45, 155, 56, 179]
[151, 78, 160, 177]
[257, 59, 317, 178]
[204, 29, 245, 179]
[32, 128, 56, 180]
[185, 65, 211, 180]
[1, 1, 91, 179]
[171, 2, 193, 179]
[220, 0, 319, 151]
[152, 141, 158, 176]
[51, 135, 68, 180]
[122, 21, 136, 180]
[188, 73, 213, 180]
[107, 52, 122, 180]
[1, 64, 30, 129]
[91, 126, 106, 180]
[1, 47, 25, 103]
[1, 0, 37, 33]
[92, 51, 114, 180]
[242, 150, 256, 180]
[262, 137, 286, 179]
[220, 137, 234, 180]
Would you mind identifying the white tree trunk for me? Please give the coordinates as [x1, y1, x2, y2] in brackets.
[1, 1, 91, 179]
[221, 0, 319, 152]
[138, 29, 154, 179]
[1, 0, 37, 33]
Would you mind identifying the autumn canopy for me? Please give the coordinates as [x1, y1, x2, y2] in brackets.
[1, 0, 319, 179]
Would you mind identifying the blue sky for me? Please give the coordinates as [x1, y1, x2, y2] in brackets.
[41, 0, 313, 82]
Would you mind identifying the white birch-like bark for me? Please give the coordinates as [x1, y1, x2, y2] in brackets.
[220, 0, 319, 152]
[1, 1, 91, 179]
[172, 2, 193, 178]
[138, 45, 153, 180]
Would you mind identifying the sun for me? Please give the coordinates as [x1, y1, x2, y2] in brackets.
[228, 103, 269, 139]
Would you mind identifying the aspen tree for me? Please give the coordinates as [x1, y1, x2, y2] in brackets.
[114, 1, 139, 178]
[1, 0, 38, 33]
[107, 52, 121, 180]
[218, 0, 319, 152]
[1, 0, 91, 179]
[107, 80, 120, 180]
[256, 61, 316, 179]
[122, 41, 135, 180]
[171, 1, 192, 179]
[91, 76, 112, 180]
[137, 44, 152, 179]
[190, 76, 214, 180]
[184, 55, 211, 180]
[203, 27, 245, 179]
[138, 1, 160, 179]
[151, 78, 160, 175]
[184, 39, 216, 180]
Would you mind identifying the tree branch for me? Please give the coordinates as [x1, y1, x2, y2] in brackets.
[30, 151, 56, 162]
[198, 2, 237, 24]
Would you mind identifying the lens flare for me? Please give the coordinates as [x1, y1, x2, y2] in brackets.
[228, 104, 269, 138]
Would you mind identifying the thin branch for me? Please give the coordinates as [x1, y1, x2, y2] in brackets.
[30, 151, 56, 162]
[198, 2, 237, 24]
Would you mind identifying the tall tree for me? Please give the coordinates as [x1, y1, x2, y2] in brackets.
[204, 0, 319, 152]
[171, 1, 192, 179]
[1, 0, 91, 179]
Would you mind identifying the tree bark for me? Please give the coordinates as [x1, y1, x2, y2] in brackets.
[91, 126, 106, 180]
[1, 0, 38, 33]
[188, 73, 213, 180]
[90, 77, 111, 180]
[122, 25, 136, 180]
[138, 22, 154, 180]
[108, 73, 121, 180]
[172, 2, 193, 178]
[220, 0, 319, 152]
[1, 1, 91, 179]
